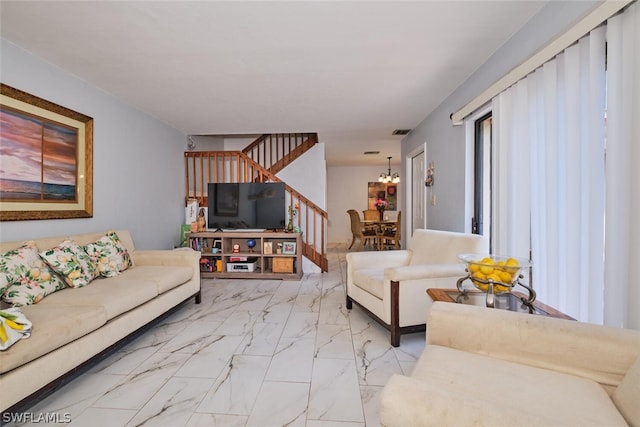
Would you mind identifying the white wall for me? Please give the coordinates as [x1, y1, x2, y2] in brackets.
[327, 165, 402, 245]
[224, 137, 257, 151]
[277, 143, 327, 273]
[401, 1, 599, 234]
[0, 40, 186, 249]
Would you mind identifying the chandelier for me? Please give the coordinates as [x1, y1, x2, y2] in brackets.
[379, 156, 400, 184]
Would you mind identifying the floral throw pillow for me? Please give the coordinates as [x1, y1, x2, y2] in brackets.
[0, 242, 67, 307]
[84, 231, 132, 277]
[39, 240, 98, 288]
[0, 272, 7, 298]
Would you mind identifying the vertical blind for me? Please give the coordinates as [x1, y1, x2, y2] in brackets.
[489, 3, 638, 327]
[603, 4, 640, 328]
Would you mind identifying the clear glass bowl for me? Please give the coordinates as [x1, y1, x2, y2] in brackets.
[458, 254, 531, 294]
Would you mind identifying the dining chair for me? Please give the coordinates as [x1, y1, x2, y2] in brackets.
[380, 211, 402, 249]
[363, 209, 380, 221]
[347, 209, 377, 250]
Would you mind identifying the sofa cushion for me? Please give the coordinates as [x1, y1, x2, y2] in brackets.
[0, 243, 67, 307]
[0, 303, 107, 373]
[352, 268, 384, 299]
[613, 355, 640, 426]
[119, 265, 193, 294]
[38, 277, 158, 320]
[39, 240, 98, 288]
[402, 344, 627, 426]
[84, 232, 132, 277]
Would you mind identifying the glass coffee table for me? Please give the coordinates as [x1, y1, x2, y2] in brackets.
[427, 288, 575, 320]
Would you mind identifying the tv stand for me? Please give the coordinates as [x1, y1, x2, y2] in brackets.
[187, 231, 302, 280]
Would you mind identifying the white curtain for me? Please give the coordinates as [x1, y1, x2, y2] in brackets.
[604, 3, 640, 329]
[491, 4, 640, 327]
[492, 26, 607, 323]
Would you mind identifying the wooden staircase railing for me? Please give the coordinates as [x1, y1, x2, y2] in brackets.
[242, 133, 318, 175]
[184, 150, 328, 272]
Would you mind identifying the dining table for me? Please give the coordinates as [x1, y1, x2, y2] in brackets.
[362, 219, 397, 250]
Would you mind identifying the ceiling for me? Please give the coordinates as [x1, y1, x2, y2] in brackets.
[0, 1, 547, 166]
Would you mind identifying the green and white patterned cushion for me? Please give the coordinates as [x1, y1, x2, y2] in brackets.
[0, 273, 7, 297]
[107, 231, 132, 269]
[39, 240, 98, 288]
[0, 242, 67, 306]
[84, 231, 132, 277]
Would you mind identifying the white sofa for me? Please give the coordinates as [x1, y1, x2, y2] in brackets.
[0, 230, 201, 412]
[380, 302, 640, 427]
[346, 229, 486, 346]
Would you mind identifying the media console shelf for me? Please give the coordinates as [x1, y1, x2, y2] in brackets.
[187, 231, 303, 280]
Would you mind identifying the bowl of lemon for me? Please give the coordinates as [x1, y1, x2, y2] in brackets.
[458, 254, 530, 294]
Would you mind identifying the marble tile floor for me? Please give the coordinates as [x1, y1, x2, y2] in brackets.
[6, 244, 426, 427]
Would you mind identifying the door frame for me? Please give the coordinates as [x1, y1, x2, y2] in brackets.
[405, 143, 428, 248]
[464, 104, 492, 235]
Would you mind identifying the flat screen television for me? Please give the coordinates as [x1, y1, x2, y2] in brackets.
[207, 182, 286, 230]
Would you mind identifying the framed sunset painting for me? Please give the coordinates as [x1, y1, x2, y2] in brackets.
[0, 84, 93, 221]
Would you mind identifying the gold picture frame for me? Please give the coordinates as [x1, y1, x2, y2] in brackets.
[0, 84, 93, 221]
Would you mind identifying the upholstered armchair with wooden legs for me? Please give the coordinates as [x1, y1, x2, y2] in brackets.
[346, 229, 487, 346]
[347, 209, 377, 250]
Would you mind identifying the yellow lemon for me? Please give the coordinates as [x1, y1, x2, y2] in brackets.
[468, 262, 480, 274]
[480, 263, 494, 275]
[506, 258, 520, 267]
[472, 271, 487, 281]
[474, 282, 488, 291]
[494, 284, 510, 293]
[500, 271, 513, 283]
[488, 272, 503, 282]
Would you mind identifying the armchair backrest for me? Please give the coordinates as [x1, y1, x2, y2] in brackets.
[408, 229, 487, 265]
[393, 211, 402, 238]
[363, 209, 378, 220]
[347, 209, 364, 235]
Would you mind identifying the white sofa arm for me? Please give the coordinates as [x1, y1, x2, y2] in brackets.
[427, 302, 640, 391]
[346, 250, 411, 271]
[384, 263, 466, 282]
[380, 374, 531, 427]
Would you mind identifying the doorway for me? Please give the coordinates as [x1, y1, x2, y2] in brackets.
[406, 144, 427, 244]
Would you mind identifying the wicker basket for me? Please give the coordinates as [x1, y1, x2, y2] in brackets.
[272, 257, 294, 273]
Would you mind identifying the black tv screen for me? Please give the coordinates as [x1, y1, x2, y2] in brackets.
[207, 182, 286, 230]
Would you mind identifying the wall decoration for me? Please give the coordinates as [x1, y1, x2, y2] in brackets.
[425, 162, 435, 187]
[0, 84, 93, 221]
[367, 182, 397, 211]
[282, 241, 297, 255]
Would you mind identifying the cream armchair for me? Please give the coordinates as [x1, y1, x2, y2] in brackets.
[379, 302, 640, 426]
[346, 229, 486, 346]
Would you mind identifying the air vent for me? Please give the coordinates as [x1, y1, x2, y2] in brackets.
[392, 129, 411, 135]
[364, 151, 380, 155]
